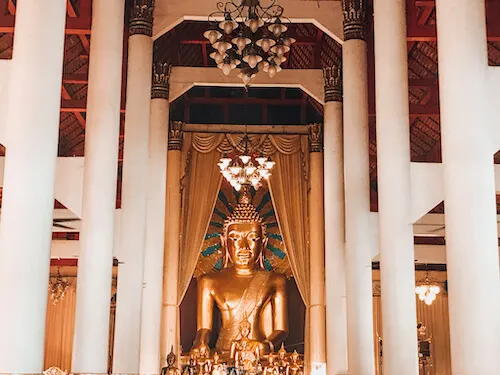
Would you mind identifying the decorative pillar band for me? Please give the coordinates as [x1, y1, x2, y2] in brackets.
[342, 0, 367, 41]
[151, 63, 171, 100]
[323, 66, 343, 103]
[168, 121, 183, 151]
[129, 0, 154, 37]
[308, 123, 324, 153]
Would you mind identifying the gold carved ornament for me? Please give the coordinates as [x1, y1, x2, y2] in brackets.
[342, 0, 367, 41]
[323, 66, 342, 103]
[129, 0, 155, 37]
[152, 62, 171, 100]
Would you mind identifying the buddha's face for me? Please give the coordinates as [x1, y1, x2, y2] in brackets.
[167, 354, 175, 366]
[223, 222, 266, 269]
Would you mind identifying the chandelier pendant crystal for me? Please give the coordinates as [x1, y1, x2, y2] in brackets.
[415, 273, 441, 306]
[205, 0, 296, 86]
[49, 267, 71, 305]
[218, 135, 275, 191]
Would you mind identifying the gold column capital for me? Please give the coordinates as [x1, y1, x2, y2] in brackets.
[152, 62, 171, 100]
[342, 0, 367, 41]
[129, 0, 155, 37]
[308, 123, 324, 153]
[323, 66, 342, 103]
[168, 121, 183, 151]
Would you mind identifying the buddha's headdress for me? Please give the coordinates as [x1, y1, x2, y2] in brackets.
[278, 343, 287, 356]
[166, 346, 177, 365]
[221, 184, 267, 269]
[223, 185, 266, 235]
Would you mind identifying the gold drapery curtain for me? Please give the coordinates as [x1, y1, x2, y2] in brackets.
[178, 134, 223, 302]
[372, 277, 452, 375]
[44, 281, 76, 371]
[265, 136, 310, 369]
[267, 149, 310, 303]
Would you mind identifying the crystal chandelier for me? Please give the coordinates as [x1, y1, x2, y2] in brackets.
[49, 268, 71, 305]
[218, 135, 275, 191]
[415, 273, 441, 306]
[204, 0, 296, 86]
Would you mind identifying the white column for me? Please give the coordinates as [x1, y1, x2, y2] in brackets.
[341, 3, 375, 374]
[160, 121, 183, 364]
[139, 63, 171, 375]
[0, 1, 66, 372]
[323, 70, 349, 375]
[308, 124, 327, 369]
[113, 2, 154, 373]
[373, 1, 418, 374]
[435, 0, 500, 373]
[72, 0, 125, 373]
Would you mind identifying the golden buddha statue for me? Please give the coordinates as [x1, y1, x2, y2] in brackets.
[276, 344, 289, 375]
[161, 348, 182, 375]
[230, 319, 261, 367]
[197, 346, 210, 375]
[211, 352, 224, 375]
[286, 350, 303, 375]
[263, 353, 280, 375]
[191, 185, 288, 355]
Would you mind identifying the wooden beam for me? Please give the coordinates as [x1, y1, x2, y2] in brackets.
[7, 0, 15, 15]
[408, 78, 438, 87]
[185, 96, 304, 106]
[66, 0, 77, 17]
[182, 123, 309, 134]
[369, 104, 440, 117]
[61, 85, 86, 127]
[62, 74, 88, 84]
[61, 99, 125, 113]
[79, 34, 90, 54]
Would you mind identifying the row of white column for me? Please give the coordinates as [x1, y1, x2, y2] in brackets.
[0, 0, 172, 374]
[0, 0, 499, 374]
[323, 0, 500, 375]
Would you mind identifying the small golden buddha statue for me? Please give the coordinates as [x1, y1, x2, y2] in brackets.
[161, 348, 181, 375]
[191, 184, 288, 355]
[183, 349, 199, 375]
[263, 353, 280, 375]
[276, 344, 289, 375]
[211, 352, 224, 375]
[230, 319, 261, 368]
[286, 350, 302, 375]
[197, 346, 210, 375]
